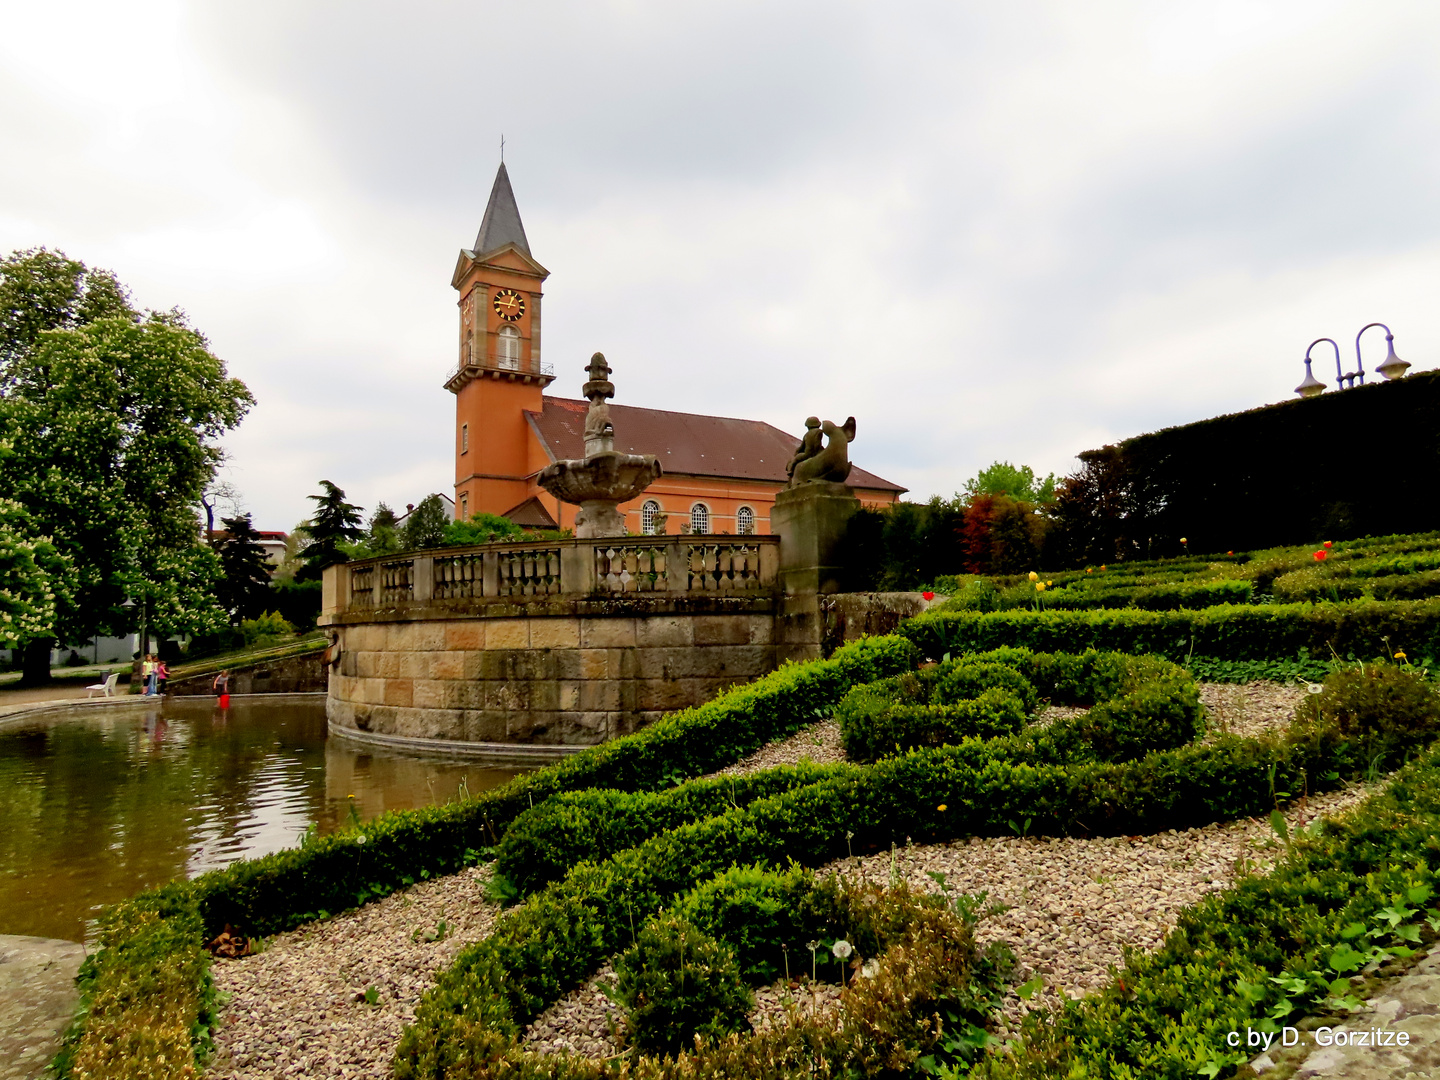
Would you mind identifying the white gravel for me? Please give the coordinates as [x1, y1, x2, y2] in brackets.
[712, 719, 846, 777]
[206, 865, 499, 1079]
[1199, 681, 1307, 741]
[821, 780, 1380, 1034]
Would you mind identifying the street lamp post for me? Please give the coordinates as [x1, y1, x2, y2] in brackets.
[1296, 323, 1410, 397]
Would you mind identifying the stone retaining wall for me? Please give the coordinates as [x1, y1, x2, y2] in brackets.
[167, 648, 327, 697]
[325, 595, 776, 750]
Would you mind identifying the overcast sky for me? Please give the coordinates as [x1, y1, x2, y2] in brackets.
[3, 1, 1438, 530]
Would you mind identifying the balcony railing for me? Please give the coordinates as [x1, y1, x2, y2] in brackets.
[331, 535, 779, 613]
[447, 353, 556, 385]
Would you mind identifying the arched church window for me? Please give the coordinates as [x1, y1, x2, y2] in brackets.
[641, 500, 661, 535]
[736, 506, 755, 535]
[497, 325, 521, 369]
[690, 503, 710, 534]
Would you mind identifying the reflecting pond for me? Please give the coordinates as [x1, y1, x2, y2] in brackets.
[0, 696, 524, 942]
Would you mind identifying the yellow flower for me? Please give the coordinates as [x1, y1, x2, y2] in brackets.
[1046, 581, 1052, 587]
[937, 804, 948, 812]
[1028, 571, 1039, 582]
[1395, 651, 1407, 660]
[1180, 537, 1188, 544]
[1035, 582, 1046, 592]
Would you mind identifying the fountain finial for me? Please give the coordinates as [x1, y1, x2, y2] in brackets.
[582, 352, 614, 403]
[537, 352, 662, 537]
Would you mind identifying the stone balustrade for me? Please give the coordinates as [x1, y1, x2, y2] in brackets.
[327, 535, 779, 614]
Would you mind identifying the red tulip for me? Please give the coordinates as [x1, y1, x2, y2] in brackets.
[1314, 551, 1327, 561]
[922, 591, 935, 601]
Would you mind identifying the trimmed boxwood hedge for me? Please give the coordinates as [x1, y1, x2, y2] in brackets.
[977, 740, 1440, 1079]
[396, 662, 1439, 1079]
[902, 598, 1440, 667]
[53, 635, 916, 1080]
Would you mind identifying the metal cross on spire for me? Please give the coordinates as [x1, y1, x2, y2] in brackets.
[500, 133, 505, 163]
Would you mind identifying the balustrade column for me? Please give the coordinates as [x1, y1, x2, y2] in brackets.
[412, 555, 434, 602]
[560, 542, 595, 595]
[482, 550, 499, 598]
[665, 542, 689, 593]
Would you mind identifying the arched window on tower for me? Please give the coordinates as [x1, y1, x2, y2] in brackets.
[690, 503, 710, 534]
[497, 325, 521, 370]
[736, 506, 755, 535]
[641, 500, 661, 535]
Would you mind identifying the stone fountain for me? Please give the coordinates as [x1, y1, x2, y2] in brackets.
[538, 353, 662, 538]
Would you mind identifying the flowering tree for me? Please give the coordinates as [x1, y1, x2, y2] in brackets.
[0, 249, 252, 681]
[0, 495, 75, 647]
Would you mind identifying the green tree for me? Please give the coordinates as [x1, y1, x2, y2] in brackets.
[401, 494, 451, 551]
[214, 514, 274, 623]
[358, 501, 401, 557]
[0, 494, 76, 648]
[444, 512, 530, 546]
[296, 481, 363, 581]
[962, 461, 1057, 505]
[0, 249, 253, 682]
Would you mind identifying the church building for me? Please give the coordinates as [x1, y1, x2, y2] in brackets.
[446, 164, 906, 535]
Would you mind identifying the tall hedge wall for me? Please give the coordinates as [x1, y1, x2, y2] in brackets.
[1076, 368, 1440, 556]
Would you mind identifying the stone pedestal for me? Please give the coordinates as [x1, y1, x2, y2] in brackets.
[771, 480, 860, 595]
[771, 481, 860, 665]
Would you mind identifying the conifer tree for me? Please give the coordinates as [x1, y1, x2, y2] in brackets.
[296, 481, 364, 581]
[214, 513, 274, 623]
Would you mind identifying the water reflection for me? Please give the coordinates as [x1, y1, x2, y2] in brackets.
[0, 697, 523, 942]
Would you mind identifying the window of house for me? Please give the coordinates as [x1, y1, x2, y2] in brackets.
[641, 500, 661, 535]
[497, 325, 521, 369]
[690, 503, 710, 534]
[461, 423, 469, 454]
[736, 505, 754, 535]
[460, 494, 469, 520]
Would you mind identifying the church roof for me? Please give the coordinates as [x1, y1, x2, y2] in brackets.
[473, 163, 531, 257]
[527, 397, 907, 492]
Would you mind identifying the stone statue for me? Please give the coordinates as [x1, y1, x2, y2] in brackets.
[786, 415, 856, 487]
[581, 352, 615, 451]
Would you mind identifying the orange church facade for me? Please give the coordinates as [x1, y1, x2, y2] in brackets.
[446, 165, 905, 535]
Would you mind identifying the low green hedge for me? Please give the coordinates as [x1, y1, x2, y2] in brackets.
[493, 762, 849, 897]
[903, 599, 1440, 667]
[836, 650, 1203, 765]
[1044, 578, 1254, 611]
[978, 739, 1440, 1079]
[55, 634, 916, 1080]
[398, 664, 1439, 1078]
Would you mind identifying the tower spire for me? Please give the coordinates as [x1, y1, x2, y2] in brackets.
[473, 161, 530, 257]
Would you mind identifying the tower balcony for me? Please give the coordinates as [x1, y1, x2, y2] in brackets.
[445, 352, 556, 393]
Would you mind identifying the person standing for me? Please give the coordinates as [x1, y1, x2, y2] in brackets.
[140, 654, 155, 696]
[213, 669, 231, 710]
[146, 654, 159, 696]
[156, 659, 170, 695]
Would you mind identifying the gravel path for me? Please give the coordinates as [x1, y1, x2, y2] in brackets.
[822, 781, 1379, 1034]
[1200, 681, 1307, 741]
[207, 865, 499, 1079]
[712, 719, 846, 777]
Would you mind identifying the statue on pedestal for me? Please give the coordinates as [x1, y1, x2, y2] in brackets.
[786, 416, 857, 487]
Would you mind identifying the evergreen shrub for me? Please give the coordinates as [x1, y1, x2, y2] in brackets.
[614, 915, 754, 1055]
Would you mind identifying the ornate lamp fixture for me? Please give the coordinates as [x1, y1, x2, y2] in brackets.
[1295, 323, 1409, 397]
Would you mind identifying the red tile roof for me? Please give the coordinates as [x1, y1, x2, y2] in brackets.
[527, 398, 906, 492]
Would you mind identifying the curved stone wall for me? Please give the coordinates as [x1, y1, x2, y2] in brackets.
[324, 594, 778, 758]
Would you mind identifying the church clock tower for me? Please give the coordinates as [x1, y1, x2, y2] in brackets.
[446, 163, 553, 522]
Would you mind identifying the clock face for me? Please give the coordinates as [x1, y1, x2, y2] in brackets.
[493, 289, 525, 322]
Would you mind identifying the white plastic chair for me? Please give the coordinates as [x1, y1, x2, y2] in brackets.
[86, 672, 119, 698]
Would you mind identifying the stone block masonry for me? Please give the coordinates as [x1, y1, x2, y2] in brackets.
[324, 593, 778, 760]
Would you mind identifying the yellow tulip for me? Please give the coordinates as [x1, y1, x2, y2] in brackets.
[1028, 571, 1039, 582]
